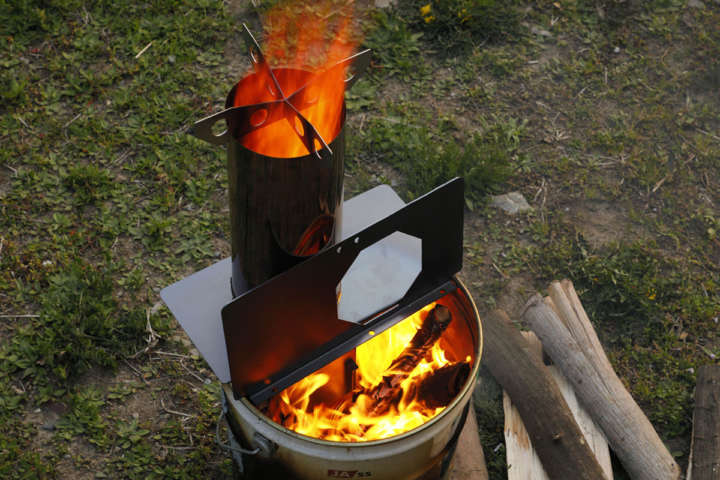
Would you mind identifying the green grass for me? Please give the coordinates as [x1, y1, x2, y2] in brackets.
[364, 9, 428, 79]
[517, 235, 717, 436]
[1, 0, 236, 476]
[348, 104, 524, 205]
[0, 260, 172, 404]
[1, 0, 719, 478]
[405, 0, 522, 47]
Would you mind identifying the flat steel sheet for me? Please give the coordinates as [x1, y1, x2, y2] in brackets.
[160, 184, 410, 383]
[160, 258, 234, 382]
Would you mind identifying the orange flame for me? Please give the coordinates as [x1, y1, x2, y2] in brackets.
[233, 1, 359, 158]
[264, 303, 473, 442]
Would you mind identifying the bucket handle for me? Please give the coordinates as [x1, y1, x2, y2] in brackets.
[215, 410, 261, 456]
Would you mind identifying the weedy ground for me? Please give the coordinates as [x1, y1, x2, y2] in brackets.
[1, 0, 718, 478]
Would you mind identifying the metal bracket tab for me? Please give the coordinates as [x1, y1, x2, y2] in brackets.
[187, 25, 372, 160]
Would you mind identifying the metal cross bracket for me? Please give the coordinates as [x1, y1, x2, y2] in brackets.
[188, 24, 371, 159]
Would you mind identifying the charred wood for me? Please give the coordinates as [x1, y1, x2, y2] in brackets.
[363, 304, 453, 416]
[388, 304, 452, 375]
[417, 361, 471, 409]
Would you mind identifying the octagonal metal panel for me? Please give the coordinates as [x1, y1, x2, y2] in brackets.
[337, 232, 421, 323]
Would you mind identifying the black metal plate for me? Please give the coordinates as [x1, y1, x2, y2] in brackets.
[222, 177, 465, 402]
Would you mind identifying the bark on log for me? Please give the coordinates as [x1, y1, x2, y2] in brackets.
[481, 309, 609, 480]
[688, 364, 720, 480]
[550, 281, 614, 375]
[502, 332, 553, 479]
[546, 364, 613, 480]
[523, 287, 681, 480]
[503, 332, 614, 480]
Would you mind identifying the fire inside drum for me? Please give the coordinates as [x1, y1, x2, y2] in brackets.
[223, 281, 481, 480]
[257, 287, 479, 443]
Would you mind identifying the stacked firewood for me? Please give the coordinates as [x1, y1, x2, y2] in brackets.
[429, 279, 719, 480]
[476, 279, 720, 480]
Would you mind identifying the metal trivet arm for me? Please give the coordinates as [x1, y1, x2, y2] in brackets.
[189, 24, 371, 159]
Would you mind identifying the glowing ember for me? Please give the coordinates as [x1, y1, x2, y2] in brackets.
[233, 1, 359, 158]
[264, 303, 472, 442]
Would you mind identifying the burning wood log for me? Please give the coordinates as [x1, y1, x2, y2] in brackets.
[388, 304, 452, 375]
[417, 362, 471, 409]
[482, 308, 609, 480]
[268, 303, 461, 436]
[363, 304, 453, 416]
[503, 332, 613, 480]
[523, 280, 681, 480]
[688, 364, 720, 480]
